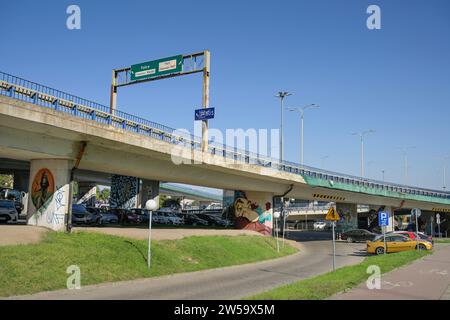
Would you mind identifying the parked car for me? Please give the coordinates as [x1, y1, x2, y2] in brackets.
[0, 199, 18, 223]
[152, 211, 168, 224]
[313, 221, 331, 231]
[389, 230, 417, 238]
[367, 234, 433, 255]
[182, 214, 209, 226]
[72, 204, 99, 224]
[0, 188, 24, 214]
[160, 211, 183, 225]
[418, 232, 433, 244]
[98, 212, 119, 225]
[130, 208, 150, 223]
[388, 231, 433, 244]
[341, 229, 377, 243]
[195, 213, 229, 227]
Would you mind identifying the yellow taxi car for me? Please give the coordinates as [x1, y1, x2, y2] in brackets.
[367, 234, 433, 255]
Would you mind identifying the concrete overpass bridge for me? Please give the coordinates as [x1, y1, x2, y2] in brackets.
[0, 71, 449, 232]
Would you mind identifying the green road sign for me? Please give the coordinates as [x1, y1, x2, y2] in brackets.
[131, 55, 183, 81]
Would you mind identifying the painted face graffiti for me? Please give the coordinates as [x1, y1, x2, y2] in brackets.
[31, 168, 55, 210]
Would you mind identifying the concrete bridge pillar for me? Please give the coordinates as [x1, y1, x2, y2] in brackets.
[110, 175, 139, 209]
[110, 175, 160, 209]
[27, 159, 73, 231]
[138, 179, 159, 209]
[76, 182, 97, 207]
[222, 190, 273, 236]
[336, 203, 358, 233]
[12, 170, 29, 215]
[13, 170, 29, 192]
[368, 205, 396, 232]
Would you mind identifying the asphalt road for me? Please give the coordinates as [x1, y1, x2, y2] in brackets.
[10, 231, 367, 300]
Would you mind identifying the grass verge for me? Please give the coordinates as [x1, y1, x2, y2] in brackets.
[248, 249, 430, 300]
[0, 232, 296, 297]
[434, 239, 450, 243]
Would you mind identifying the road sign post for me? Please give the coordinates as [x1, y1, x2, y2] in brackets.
[325, 206, 340, 272]
[109, 51, 211, 150]
[412, 208, 421, 250]
[195, 107, 215, 121]
[436, 213, 441, 238]
[378, 211, 389, 255]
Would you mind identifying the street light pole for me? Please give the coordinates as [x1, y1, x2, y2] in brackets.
[441, 156, 449, 191]
[288, 104, 319, 167]
[399, 146, 416, 185]
[275, 92, 292, 162]
[381, 169, 385, 182]
[352, 130, 375, 178]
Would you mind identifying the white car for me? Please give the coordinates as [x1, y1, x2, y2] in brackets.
[0, 200, 18, 223]
[163, 212, 184, 225]
[313, 221, 330, 231]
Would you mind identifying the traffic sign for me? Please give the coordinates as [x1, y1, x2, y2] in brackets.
[436, 213, 441, 225]
[195, 107, 215, 121]
[378, 211, 389, 226]
[411, 208, 421, 218]
[325, 207, 340, 221]
[131, 55, 183, 81]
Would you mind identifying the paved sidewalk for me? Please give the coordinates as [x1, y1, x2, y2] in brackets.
[0, 225, 48, 246]
[332, 244, 450, 300]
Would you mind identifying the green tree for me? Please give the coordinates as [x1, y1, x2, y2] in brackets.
[0, 174, 13, 189]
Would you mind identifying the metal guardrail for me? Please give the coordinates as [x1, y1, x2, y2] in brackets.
[0, 70, 449, 201]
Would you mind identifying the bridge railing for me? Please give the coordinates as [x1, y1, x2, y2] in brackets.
[1, 70, 449, 201]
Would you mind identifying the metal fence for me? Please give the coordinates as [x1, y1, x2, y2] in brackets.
[1, 70, 449, 201]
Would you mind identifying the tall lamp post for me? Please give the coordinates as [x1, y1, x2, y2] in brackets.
[275, 91, 292, 162]
[398, 146, 416, 185]
[287, 104, 320, 167]
[352, 130, 375, 178]
[437, 155, 449, 191]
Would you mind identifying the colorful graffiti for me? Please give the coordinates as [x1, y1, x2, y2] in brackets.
[222, 191, 272, 235]
[110, 175, 139, 209]
[31, 168, 55, 210]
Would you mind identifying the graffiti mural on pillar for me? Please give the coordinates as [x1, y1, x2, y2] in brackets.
[110, 175, 138, 209]
[336, 205, 358, 232]
[222, 191, 272, 236]
[31, 168, 55, 210]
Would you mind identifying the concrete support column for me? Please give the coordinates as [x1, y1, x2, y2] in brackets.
[139, 179, 159, 209]
[336, 203, 358, 233]
[110, 175, 139, 209]
[369, 205, 395, 232]
[13, 170, 29, 215]
[27, 159, 73, 231]
[222, 190, 273, 236]
[76, 182, 97, 207]
[13, 170, 29, 191]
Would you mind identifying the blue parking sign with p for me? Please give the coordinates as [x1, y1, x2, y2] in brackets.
[378, 211, 389, 226]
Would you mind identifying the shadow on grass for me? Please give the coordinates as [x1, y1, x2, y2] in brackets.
[124, 240, 148, 263]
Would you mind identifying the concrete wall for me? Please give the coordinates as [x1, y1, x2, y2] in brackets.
[27, 159, 72, 231]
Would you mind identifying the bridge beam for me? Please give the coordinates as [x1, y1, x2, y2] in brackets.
[27, 159, 73, 231]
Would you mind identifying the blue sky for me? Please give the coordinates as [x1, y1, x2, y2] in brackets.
[1, 0, 449, 191]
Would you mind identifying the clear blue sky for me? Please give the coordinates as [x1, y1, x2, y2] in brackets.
[1, 0, 449, 191]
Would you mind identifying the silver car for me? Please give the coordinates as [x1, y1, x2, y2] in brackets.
[0, 200, 18, 223]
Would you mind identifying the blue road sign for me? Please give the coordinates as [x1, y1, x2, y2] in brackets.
[378, 211, 389, 227]
[195, 107, 215, 121]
